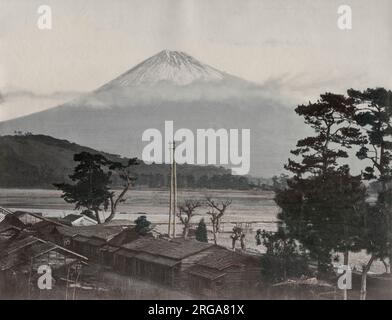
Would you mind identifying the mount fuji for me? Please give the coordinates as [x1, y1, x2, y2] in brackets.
[74, 50, 264, 108]
[0, 50, 303, 176]
[105, 50, 229, 86]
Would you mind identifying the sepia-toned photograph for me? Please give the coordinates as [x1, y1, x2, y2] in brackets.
[0, 0, 391, 303]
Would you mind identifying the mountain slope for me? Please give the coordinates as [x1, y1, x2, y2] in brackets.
[73, 50, 262, 108]
[0, 134, 250, 189]
[0, 50, 303, 176]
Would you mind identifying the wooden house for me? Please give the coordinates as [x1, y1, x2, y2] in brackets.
[186, 247, 262, 298]
[0, 222, 23, 242]
[1, 214, 25, 228]
[54, 225, 127, 260]
[99, 227, 143, 266]
[0, 235, 88, 299]
[113, 237, 214, 286]
[13, 211, 43, 225]
[62, 214, 98, 226]
[0, 214, 27, 242]
[29, 218, 70, 242]
[72, 235, 91, 257]
[0, 236, 87, 284]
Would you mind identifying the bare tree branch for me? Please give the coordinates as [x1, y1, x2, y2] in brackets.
[205, 197, 232, 244]
[177, 200, 202, 238]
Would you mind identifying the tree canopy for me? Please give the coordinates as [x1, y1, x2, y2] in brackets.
[54, 151, 139, 223]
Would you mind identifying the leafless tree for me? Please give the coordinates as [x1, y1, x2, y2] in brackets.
[206, 197, 232, 245]
[177, 200, 202, 238]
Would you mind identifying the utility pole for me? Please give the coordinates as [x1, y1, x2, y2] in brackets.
[168, 141, 173, 238]
[168, 140, 177, 238]
[172, 140, 177, 238]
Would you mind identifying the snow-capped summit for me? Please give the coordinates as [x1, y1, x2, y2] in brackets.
[73, 49, 256, 109]
[104, 50, 229, 87]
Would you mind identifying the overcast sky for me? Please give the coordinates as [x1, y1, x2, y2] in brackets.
[0, 0, 391, 120]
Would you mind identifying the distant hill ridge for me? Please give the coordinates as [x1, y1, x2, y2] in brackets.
[0, 134, 252, 189]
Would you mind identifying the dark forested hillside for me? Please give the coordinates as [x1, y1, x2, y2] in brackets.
[0, 134, 252, 189]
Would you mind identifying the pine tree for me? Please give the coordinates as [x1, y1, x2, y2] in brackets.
[348, 88, 392, 270]
[54, 152, 138, 223]
[347, 88, 392, 298]
[195, 218, 208, 243]
[54, 152, 112, 223]
[277, 93, 366, 278]
[134, 215, 152, 235]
